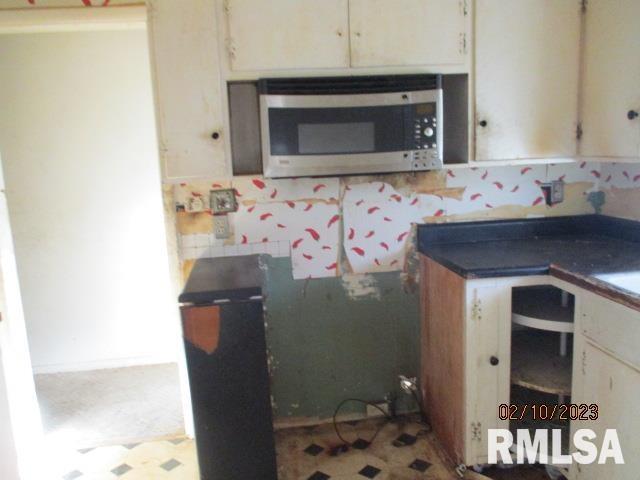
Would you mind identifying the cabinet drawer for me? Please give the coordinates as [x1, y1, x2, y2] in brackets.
[580, 293, 640, 370]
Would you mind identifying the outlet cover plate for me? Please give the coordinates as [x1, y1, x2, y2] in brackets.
[213, 215, 231, 239]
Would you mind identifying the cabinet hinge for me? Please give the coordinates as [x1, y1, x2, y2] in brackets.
[471, 421, 482, 442]
[225, 37, 237, 61]
[146, 1, 156, 19]
[580, 0, 587, 14]
[460, 0, 469, 16]
[459, 33, 467, 55]
[471, 291, 483, 322]
[576, 123, 583, 141]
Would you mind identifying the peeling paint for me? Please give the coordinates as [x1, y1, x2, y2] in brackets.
[340, 273, 381, 300]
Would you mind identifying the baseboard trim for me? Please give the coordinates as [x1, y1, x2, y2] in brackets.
[32, 355, 177, 374]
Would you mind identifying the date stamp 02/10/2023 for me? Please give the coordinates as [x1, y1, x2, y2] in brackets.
[498, 403, 599, 421]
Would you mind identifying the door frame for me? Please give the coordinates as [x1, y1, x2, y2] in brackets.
[0, 4, 194, 463]
[0, 154, 44, 480]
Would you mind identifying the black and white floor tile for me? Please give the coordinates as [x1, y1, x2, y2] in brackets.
[275, 415, 490, 480]
[55, 415, 495, 479]
[55, 437, 198, 479]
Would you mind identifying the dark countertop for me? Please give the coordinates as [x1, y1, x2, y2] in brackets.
[418, 215, 640, 312]
[179, 255, 263, 304]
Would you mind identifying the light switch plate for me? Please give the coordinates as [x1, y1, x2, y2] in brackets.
[541, 181, 564, 206]
[210, 188, 237, 214]
[550, 180, 564, 204]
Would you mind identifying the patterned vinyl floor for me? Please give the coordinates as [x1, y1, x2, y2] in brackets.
[55, 415, 548, 479]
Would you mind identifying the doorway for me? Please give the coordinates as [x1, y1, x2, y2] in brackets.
[0, 7, 193, 479]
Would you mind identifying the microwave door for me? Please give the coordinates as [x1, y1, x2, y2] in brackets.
[260, 90, 442, 178]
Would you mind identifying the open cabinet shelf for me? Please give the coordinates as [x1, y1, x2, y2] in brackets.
[511, 329, 572, 396]
[512, 286, 575, 333]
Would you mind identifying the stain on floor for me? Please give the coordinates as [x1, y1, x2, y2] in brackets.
[275, 415, 490, 479]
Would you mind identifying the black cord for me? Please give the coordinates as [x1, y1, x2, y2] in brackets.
[332, 398, 392, 449]
[411, 389, 430, 429]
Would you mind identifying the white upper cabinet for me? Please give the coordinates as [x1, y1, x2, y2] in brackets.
[580, 0, 640, 159]
[474, 0, 581, 161]
[224, 0, 350, 71]
[148, 0, 228, 180]
[348, 0, 467, 68]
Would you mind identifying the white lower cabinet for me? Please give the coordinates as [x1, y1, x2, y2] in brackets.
[463, 279, 512, 465]
[569, 293, 640, 480]
[421, 259, 640, 476]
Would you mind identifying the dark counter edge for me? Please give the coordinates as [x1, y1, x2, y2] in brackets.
[179, 255, 264, 304]
[418, 214, 640, 313]
[418, 214, 640, 248]
[550, 265, 640, 313]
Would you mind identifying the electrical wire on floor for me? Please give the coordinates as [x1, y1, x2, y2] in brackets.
[331, 398, 392, 455]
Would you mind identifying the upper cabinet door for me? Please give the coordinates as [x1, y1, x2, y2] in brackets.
[349, 0, 467, 68]
[224, 0, 350, 71]
[148, 0, 228, 180]
[474, 0, 581, 161]
[580, 0, 640, 159]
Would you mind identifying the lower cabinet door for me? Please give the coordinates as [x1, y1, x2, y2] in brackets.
[570, 341, 640, 480]
[464, 280, 511, 465]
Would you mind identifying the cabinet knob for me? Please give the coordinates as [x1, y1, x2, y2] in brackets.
[490, 356, 499, 366]
[479, 120, 488, 128]
[211, 131, 220, 140]
[627, 110, 639, 120]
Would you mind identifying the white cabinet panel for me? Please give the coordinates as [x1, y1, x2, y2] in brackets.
[148, 0, 227, 180]
[224, 0, 350, 71]
[349, 0, 467, 68]
[571, 342, 640, 480]
[464, 280, 511, 465]
[580, 0, 640, 158]
[580, 293, 640, 370]
[475, 0, 580, 160]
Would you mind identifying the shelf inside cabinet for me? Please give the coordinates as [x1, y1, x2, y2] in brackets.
[511, 330, 572, 396]
[512, 286, 575, 333]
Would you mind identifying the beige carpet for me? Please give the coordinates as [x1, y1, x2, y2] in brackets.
[34, 363, 185, 449]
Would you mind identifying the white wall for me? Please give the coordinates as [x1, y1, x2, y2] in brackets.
[0, 29, 178, 372]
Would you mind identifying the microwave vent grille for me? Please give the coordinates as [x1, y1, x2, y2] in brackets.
[259, 74, 441, 95]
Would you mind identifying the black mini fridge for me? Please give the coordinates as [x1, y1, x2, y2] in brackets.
[179, 256, 277, 480]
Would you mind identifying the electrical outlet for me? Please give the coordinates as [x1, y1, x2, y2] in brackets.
[213, 215, 231, 239]
[540, 180, 564, 206]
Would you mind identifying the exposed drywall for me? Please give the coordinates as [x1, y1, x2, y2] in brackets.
[262, 256, 420, 421]
[599, 162, 640, 221]
[0, 30, 177, 372]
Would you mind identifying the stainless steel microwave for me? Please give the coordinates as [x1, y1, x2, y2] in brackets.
[258, 75, 443, 178]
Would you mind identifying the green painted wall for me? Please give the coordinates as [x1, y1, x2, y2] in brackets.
[262, 256, 420, 421]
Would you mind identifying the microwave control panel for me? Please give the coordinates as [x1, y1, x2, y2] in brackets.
[408, 102, 440, 170]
